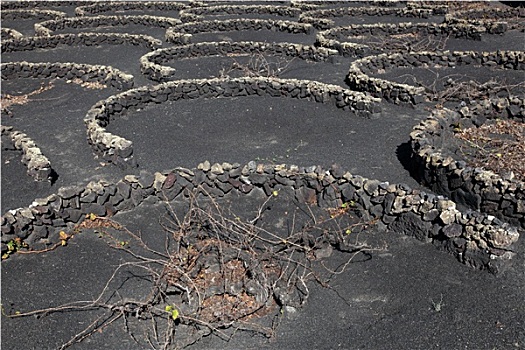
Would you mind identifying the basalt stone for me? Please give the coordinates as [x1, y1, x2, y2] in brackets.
[215, 180, 233, 194]
[51, 218, 67, 227]
[58, 185, 83, 199]
[323, 185, 339, 201]
[369, 203, 384, 219]
[363, 179, 380, 196]
[228, 178, 242, 189]
[451, 189, 481, 210]
[25, 225, 49, 245]
[82, 202, 106, 216]
[80, 191, 97, 203]
[193, 169, 207, 185]
[163, 172, 177, 189]
[462, 244, 491, 271]
[275, 174, 295, 186]
[130, 188, 145, 206]
[442, 223, 463, 238]
[240, 183, 254, 194]
[263, 182, 276, 196]
[200, 183, 224, 197]
[228, 166, 243, 178]
[295, 186, 317, 204]
[248, 173, 268, 185]
[65, 208, 84, 223]
[423, 208, 440, 222]
[110, 192, 124, 206]
[383, 192, 395, 213]
[137, 171, 155, 189]
[390, 211, 432, 243]
[160, 183, 183, 201]
[115, 199, 135, 211]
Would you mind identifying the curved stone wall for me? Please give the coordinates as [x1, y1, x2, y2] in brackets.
[35, 15, 182, 36]
[1, 161, 519, 273]
[1, 61, 134, 90]
[0, 1, 93, 10]
[1, 9, 66, 21]
[446, 8, 525, 32]
[346, 50, 525, 104]
[316, 22, 486, 57]
[165, 19, 313, 45]
[84, 77, 381, 168]
[1, 28, 24, 40]
[140, 41, 340, 82]
[179, 5, 302, 23]
[410, 103, 525, 229]
[1, 33, 162, 53]
[1, 126, 56, 182]
[75, 1, 189, 16]
[299, 6, 447, 30]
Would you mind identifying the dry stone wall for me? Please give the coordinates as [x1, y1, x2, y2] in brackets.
[1, 61, 134, 90]
[179, 4, 302, 23]
[35, 15, 182, 36]
[84, 77, 381, 168]
[140, 41, 339, 82]
[166, 19, 313, 45]
[1, 33, 162, 52]
[316, 22, 486, 57]
[347, 50, 525, 104]
[410, 103, 525, 229]
[1, 9, 66, 21]
[299, 6, 447, 30]
[75, 1, 189, 16]
[1, 28, 24, 40]
[0, 1, 94, 10]
[1, 161, 519, 273]
[1, 126, 56, 182]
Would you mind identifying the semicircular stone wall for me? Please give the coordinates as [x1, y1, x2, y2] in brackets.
[165, 19, 313, 45]
[410, 100, 525, 229]
[1, 160, 519, 274]
[75, 1, 189, 16]
[346, 50, 525, 105]
[84, 77, 382, 168]
[140, 41, 340, 82]
[316, 22, 486, 57]
[34, 15, 182, 36]
[1, 32, 162, 52]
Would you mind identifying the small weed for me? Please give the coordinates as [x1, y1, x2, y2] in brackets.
[431, 294, 445, 312]
[2, 237, 28, 260]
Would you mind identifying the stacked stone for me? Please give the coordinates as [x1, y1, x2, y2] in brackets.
[461, 96, 525, 122]
[0, 28, 24, 40]
[179, 4, 302, 23]
[1, 161, 519, 273]
[35, 15, 182, 36]
[353, 51, 525, 71]
[1, 126, 55, 182]
[84, 77, 381, 168]
[346, 50, 524, 104]
[299, 6, 446, 30]
[75, 1, 189, 16]
[165, 19, 313, 45]
[0, 62, 134, 90]
[140, 41, 339, 82]
[410, 106, 525, 229]
[2, 33, 162, 52]
[1, 9, 66, 21]
[0, 1, 90, 10]
[446, 8, 524, 32]
[348, 59, 425, 105]
[316, 22, 486, 56]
